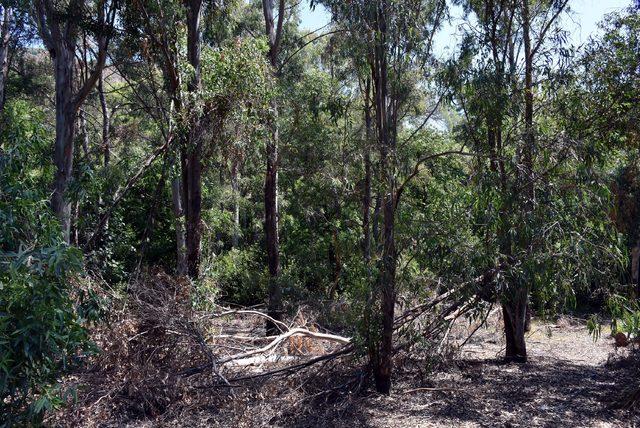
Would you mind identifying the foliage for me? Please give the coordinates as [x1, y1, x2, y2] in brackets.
[0, 101, 92, 424]
[199, 245, 267, 306]
[3, 0, 640, 418]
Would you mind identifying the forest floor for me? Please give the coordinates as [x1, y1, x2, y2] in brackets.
[52, 316, 640, 427]
[328, 316, 640, 428]
[49, 277, 640, 427]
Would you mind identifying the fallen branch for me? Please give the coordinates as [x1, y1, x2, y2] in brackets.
[207, 309, 290, 333]
[189, 346, 354, 385]
[403, 387, 460, 394]
[218, 327, 351, 364]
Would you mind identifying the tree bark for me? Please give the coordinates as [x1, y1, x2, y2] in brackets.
[0, 6, 12, 114]
[231, 158, 240, 248]
[98, 71, 110, 167]
[183, 0, 203, 278]
[262, 0, 285, 335]
[362, 77, 372, 263]
[370, 0, 396, 394]
[502, 286, 528, 362]
[172, 177, 188, 276]
[51, 50, 76, 243]
[79, 108, 90, 157]
[264, 118, 281, 334]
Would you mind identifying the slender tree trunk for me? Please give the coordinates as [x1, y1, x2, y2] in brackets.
[262, 0, 285, 335]
[98, 71, 110, 167]
[375, 181, 396, 393]
[370, 1, 396, 394]
[372, 193, 381, 248]
[72, 201, 80, 245]
[0, 6, 11, 114]
[79, 108, 90, 157]
[231, 158, 240, 248]
[183, 0, 203, 278]
[97, 71, 110, 235]
[362, 77, 373, 262]
[264, 112, 281, 333]
[51, 49, 77, 244]
[172, 177, 188, 276]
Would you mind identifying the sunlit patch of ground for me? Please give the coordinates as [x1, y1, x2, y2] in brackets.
[349, 316, 639, 428]
[50, 310, 640, 427]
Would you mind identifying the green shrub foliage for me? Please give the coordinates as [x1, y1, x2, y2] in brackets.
[0, 101, 91, 424]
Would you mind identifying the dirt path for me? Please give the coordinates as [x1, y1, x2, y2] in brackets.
[340, 318, 638, 427]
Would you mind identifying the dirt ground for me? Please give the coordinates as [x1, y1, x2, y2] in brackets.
[250, 315, 637, 428]
[330, 317, 640, 428]
[50, 313, 640, 428]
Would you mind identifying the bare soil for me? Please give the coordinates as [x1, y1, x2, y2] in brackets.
[45, 273, 640, 428]
[331, 317, 640, 428]
[49, 303, 640, 427]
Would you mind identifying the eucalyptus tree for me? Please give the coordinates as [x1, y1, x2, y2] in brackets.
[259, 0, 285, 333]
[118, 0, 233, 278]
[445, 0, 612, 361]
[319, 0, 447, 393]
[182, 0, 206, 278]
[31, 0, 117, 244]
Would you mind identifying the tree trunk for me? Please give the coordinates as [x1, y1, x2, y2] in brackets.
[502, 286, 528, 362]
[35, 0, 111, 245]
[172, 177, 188, 276]
[231, 158, 240, 248]
[362, 77, 372, 263]
[98, 71, 110, 167]
[371, 1, 396, 394]
[184, 146, 202, 278]
[374, 184, 396, 393]
[501, 0, 534, 363]
[262, 0, 285, 335]
[51, 48, 77, 244]
[0, 6, 11, 114]
[79, 108, 90, 157]
[264, 115, 281, 334]
[372, 193, 381, 248]
[183, 0, 203, 279]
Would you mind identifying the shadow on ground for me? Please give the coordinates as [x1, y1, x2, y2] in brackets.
[277, 351, 640, 427]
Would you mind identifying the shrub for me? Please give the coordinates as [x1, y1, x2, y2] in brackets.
[0, 101, 92, 424]
[199, 245, 267, 307]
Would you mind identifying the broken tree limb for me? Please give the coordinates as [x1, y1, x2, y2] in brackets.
[218, 327, 351, 365]
[192, 346, 354, 386]
[207, 309, 290, 333]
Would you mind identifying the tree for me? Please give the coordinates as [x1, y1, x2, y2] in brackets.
[261, 0, 285, 333]
[0, 4, 12, 114]
[446, 0, 611, 361]
[320, 0, 446, 393]
[183, 0, 205, 278]
[32, 0, 117, 243]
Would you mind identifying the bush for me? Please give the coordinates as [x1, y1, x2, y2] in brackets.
[0, 101, 92, 424]
[199, 245, 267, 307]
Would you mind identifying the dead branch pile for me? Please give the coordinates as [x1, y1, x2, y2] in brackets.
[46, 271, 357, 425]
[47, 270, 492, 426]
